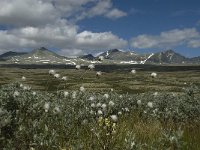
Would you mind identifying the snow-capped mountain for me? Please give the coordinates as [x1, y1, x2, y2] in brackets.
[6, 47, 67, 64]
[190, 56, 200, 63]
[97, 49, 154, 64]
[78, 54, 95, 60]
[98, 49, 140, 60]
[146, 50, 187, 64]
[0, 51, 27, 61]
[0, 47, 199, 65]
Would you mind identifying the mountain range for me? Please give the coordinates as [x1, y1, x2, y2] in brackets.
[0, 47, 199, 65]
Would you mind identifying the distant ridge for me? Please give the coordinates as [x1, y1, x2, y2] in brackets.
[0, 51, 27, 60]
[146, 50, 187, 64]
[3, 47, 69, 64]
[78, 54, 95, 60]
[190, 56, 200, 63]
[27, 47, 64, 59]
[0, 47, 200, 65]
[98, 49, 145, 62]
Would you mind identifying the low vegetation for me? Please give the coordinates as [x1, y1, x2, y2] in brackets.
[0, 65, 200, 149]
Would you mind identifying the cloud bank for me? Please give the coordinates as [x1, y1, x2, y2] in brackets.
[0, 0, 127, 56]
[130, 28, 200, 49]
[1, 0, 200, 56]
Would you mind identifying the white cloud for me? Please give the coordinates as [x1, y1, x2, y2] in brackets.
[57, 30, 128, 57]
[0, 0, 58, 26]
[0, 30, 37, 49]
[76, 31, 127, 50]
[58, 49, 84, 57]
[13, 20, 78, 48]
[0, 0, 126, 26]
[188, 39, 200, 48]
[50, 0, 96, 17]
[105, 8, 127, 19]
[131, 35, 158, 49]
[89, 0, 112, 16]
[0, 0, 128, 56]
[130, 28, 200, 49]
[75, 0, 127, 20]
[196, 20, 200, 26]
[0, 20, 77, 51]
[0, 22, 127, 56]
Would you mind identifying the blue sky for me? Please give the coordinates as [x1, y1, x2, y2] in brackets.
[0, 0, 200, 57]
[78, 0, 200, 57]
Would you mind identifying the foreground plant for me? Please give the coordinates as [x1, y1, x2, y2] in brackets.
[0, 82, 199, 149]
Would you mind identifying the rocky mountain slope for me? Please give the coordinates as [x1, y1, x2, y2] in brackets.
[97, 49, 154, 64]
[146, 50, 188, 64]
[0, 51, 27, 61]
[5, 47, 74, 64]
[0, 47, 199, 65]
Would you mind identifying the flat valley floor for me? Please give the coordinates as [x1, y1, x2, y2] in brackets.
[0, 64, 200, 94]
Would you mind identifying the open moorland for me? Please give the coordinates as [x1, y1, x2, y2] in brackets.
[0, 64, 200, 150]
[1, 64, 200, 93]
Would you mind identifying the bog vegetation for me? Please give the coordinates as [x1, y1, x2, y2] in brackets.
[0, 64, 200, 150]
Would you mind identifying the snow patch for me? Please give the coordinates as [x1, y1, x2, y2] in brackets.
[80, 59, 86, 61]
[39, 60, 50, 62]
[120, 61, 138, 64]
[33, 55, 39, 59]
[141, 53, 154, 64]
[106, 51, 109, 57]
[90, 61, 102, 64]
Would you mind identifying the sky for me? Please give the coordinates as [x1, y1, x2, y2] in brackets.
[0, 0, 200, 57]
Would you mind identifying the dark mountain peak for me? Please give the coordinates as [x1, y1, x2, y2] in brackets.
[7, 47, 66, 64]
[1, 51, 16, 56]
[38, 47, 48, 51]
[31, 47, 55, 55]
[164, 49, 175, 53]
[32, 47, 49, 53]
[147, 49, 186, 63]
[99, 49, 123, 58]
[86, 54, 94, 57]
[190, 56, 200, 63]
[0, 51, 27, 60]
[96, 49, 143, 61]
[1, 51, 26, 57]
[163, 49, 185, 57]
[27, 47, 66, 60]
[108, 49, 120, 53]
[79, 54, 95, 60]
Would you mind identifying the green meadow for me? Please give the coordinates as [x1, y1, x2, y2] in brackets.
[0, 65, 200, 149]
